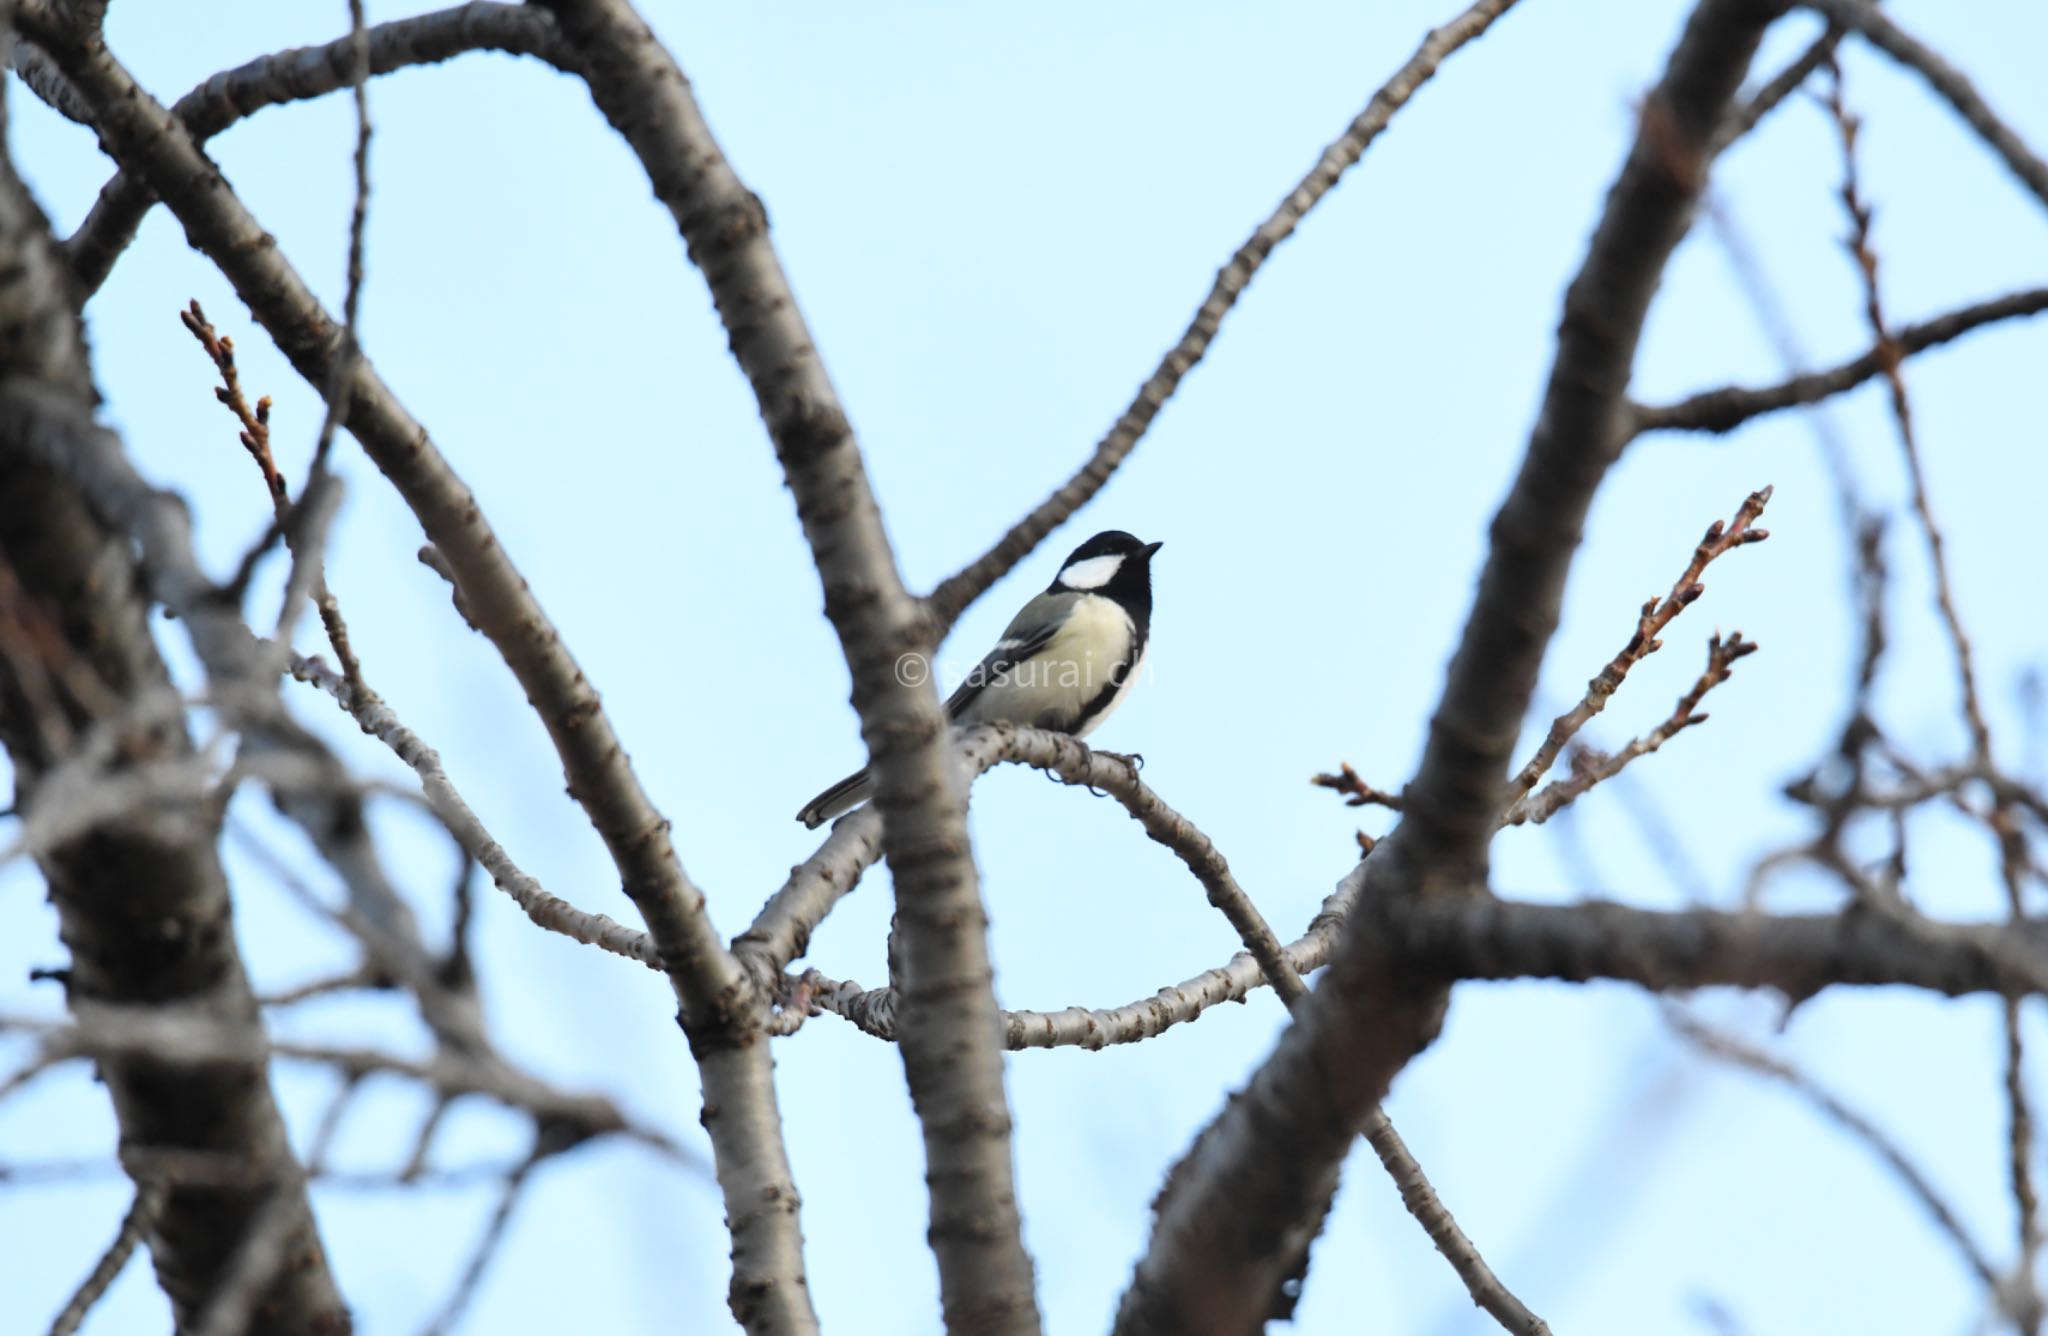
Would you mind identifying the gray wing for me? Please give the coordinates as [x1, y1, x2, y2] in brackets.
[942, 592, 1074, 721]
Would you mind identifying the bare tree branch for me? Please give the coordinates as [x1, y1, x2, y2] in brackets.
[923, 0, 1528, 634]
[1370, 893, 2048, 1000]
[1802, 0, 2048, 213]
[0, 13, 348, 1325]
[1502, 630, 1759, 828]
[1825, 65, 2044, 1329]
[420, 1142, 548, 1336]
[21, 0, 729, 1091]
[48, 1178, 167, 1336]
[979, 723, 1544, 1334]
[1629, 287, 2048, 436]
[289, 654, 660, 971]
[186, 1189, 303, 1336]
[56, 2, 577, 295]
[529, 2, 1041, 1328]
[1114, 4, 1785, 1330]
[1667, 1010, 2007, 1306]
[1504, 488, 1770, 810]
[2, 1006, 684, 1159]
[11, 12, 815, 1330]
[801, 868, 1363, 1049]
[1713, 12, 1849, 153]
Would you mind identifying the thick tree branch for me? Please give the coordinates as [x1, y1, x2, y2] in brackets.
[923, 0, 1526, 634]
[1377, 894, 2048, 999]
[530, 0, 1039, 1328]
[1114, 4, 1784, 1330]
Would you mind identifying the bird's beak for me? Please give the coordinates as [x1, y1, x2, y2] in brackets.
[1143, 541, 1163, 558]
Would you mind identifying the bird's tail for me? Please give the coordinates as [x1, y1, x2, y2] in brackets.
[796, 768, 873, 829]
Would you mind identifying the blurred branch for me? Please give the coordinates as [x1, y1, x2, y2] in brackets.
[0, 18, 348, 1321]
[1698, 192, 1867, 531]
[1311, 761, 1406, 811]
[1827, 63, 2045, 1329]
[1628, 286, 2048, 437]
[1802, 0, 2048, 213]
[10, 35, 91, 124]
[186, 1188, 302, 1336]
[1504, 488, 1770, 811]
[56, 1, 578, 295]
[421, 1140, 550, 1336]
[48, 1178, 167, 1336]
[1713, 12, 1850, 152]
[0, 1007, 685, 1161]
[1668, 1009, 2010, 1313]
[1827, 72, 1989, 759]
[4, 381, 481, 1052]
[925, 0, 1526, 634]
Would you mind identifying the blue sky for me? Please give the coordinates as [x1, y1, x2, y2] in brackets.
[4, 2, 2047, 1332]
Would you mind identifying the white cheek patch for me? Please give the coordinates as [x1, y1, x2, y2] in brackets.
[1057, 553, 1125, 591]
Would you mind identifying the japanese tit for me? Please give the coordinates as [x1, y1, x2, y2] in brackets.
[796, 529, 1162, 828]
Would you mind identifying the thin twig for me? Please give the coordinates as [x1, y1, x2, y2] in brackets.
[1503, 631, 1759, 827]
[297, 0, 375, 696]
[1827, 70, 2043, 1325]
[289, 653, 660, 970]
[1310, 762, 1406, 811]
[1505, 489, 1771, 808]
[1827, 71, 1987, 756]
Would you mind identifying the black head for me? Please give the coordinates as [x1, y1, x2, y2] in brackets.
[1049, 529, 1162, 622]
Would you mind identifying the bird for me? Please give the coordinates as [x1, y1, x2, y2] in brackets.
[796, 529, 1162, 828]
